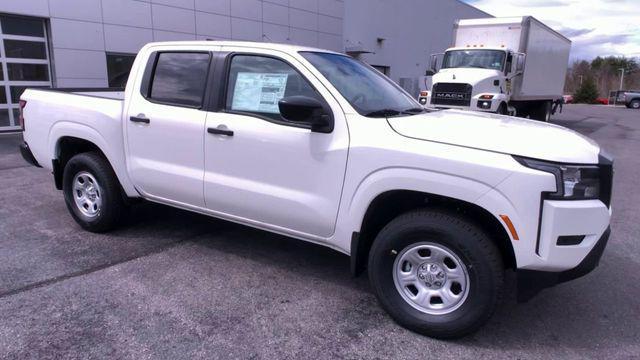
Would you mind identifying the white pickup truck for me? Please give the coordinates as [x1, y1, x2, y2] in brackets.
[19, 41, 613, 339]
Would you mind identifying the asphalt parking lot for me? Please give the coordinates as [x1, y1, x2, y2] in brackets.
[1, 104, 638, 359]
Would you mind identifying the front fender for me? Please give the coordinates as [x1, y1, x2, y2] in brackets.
[333, 167, 516, 253]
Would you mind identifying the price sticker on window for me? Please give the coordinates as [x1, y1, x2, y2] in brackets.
[231, 73, 289, 114]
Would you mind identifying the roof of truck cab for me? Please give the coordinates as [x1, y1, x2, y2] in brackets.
[447, 46, 509, 51]
[143, 40, 343, 55]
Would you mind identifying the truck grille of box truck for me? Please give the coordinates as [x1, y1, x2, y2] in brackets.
[431, 83, 473, 107]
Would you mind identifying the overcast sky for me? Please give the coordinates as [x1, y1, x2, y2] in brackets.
[462, 0, 640, 62]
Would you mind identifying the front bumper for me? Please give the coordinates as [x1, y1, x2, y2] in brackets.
[517, 226, 610, 302]
[20, 141, 41, 167]
[424, 94, 504, 113]
[534, 199, 611, 271]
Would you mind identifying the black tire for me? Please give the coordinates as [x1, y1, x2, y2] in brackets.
[629, 100, 640, 109]
[62, 152, 125, 232]
[368, 209, 504, 339]
[530, 101, 552, 122]
[497, 102, 508, 115]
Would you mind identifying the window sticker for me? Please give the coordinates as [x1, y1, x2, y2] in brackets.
[231, 72, 289, 114]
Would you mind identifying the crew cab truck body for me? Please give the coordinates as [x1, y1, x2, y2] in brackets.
[620, 90, 640, 109]
[420, 17, 571, 122]
[19, 41, 612, 339]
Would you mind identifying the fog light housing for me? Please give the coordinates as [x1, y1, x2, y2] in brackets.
[557, 235, 586, 246]
[477, 100, 492, 109]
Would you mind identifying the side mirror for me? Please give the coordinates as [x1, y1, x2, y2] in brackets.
[429, 54, 439, 73]
[425, 69, 436, 76]
[515, 53, 526, 73]
[278, 96, 333, 133]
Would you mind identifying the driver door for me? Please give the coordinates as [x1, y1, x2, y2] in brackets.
[203, 49, 349, 238]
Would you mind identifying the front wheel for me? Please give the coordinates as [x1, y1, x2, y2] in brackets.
[63, 152, 126, 232]
[629, 100, 640, 109]
[368, 209, 504, 339]
[496, 102, 508, 115]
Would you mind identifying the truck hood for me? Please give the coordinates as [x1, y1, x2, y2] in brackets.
[387, 109, 601, 164]
[433, 68, 502, 86]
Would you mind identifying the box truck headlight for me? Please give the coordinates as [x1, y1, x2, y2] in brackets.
[514, 157, 601, 200]
[419, 91, 429, 105]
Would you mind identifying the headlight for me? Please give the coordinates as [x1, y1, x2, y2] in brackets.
[514, 157, 600, 200]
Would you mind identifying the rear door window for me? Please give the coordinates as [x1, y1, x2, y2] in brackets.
[148, 52, 210, 108]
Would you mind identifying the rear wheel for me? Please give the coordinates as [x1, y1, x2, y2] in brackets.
[63, 152, 125, 232]
[530, 101, 552, 122]
[368, 209, 504, 339]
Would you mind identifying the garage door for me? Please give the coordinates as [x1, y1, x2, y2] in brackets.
[0, 15, 51, 132]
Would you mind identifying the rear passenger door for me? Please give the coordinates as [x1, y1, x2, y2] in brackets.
[126, 49, 214, 207]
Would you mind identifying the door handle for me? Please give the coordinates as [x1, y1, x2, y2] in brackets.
[207, 127, 234, 137]
[130, 116, 150, 124]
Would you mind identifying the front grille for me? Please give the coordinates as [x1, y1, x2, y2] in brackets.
[431, 83, 473, 106]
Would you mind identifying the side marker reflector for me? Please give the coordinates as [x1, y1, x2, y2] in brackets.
[499, 215, 519, 240]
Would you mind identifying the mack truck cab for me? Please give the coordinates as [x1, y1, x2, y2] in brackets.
[422, 46, 525, 115]
[419, 17, 571, 122]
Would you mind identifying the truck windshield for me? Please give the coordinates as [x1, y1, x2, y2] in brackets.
[300, 52, 423, 117]
[442, 50, 506, 71]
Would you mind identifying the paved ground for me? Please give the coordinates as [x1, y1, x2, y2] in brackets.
[0, 105, 638, 359]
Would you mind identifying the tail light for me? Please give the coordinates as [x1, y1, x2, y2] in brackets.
[19, 100, 27, 131]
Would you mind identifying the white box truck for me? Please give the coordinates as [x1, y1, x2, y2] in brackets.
[419, 16, 571, 121]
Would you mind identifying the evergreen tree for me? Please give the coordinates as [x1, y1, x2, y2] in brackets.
[573, 77, 599, 103]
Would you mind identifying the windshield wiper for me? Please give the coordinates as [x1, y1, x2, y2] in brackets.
[364, 109, 402, 118]
[402, 107, 425, 114]
[365, 107, 426, 118]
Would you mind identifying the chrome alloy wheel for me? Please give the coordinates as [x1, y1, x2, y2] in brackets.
[393, 242, 470, 315]
[72, 171, 103, 218]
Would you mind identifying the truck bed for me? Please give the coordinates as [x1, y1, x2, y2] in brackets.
[20, 87, 127, 180]
[42, 87, 125, 100]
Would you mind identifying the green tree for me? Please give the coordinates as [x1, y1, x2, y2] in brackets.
[565, 56, 640, 97]
[573, 76, 599, 103]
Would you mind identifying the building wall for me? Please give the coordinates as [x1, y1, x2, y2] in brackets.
[0, 0, 488, 130]
[344, 0, 490, 94]
[0, 0, 344, 88]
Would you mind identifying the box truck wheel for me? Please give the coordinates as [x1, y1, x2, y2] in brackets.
[530, 101, 552, 122]
[368, 209, 504, 339]
[497, 103, 508, 115]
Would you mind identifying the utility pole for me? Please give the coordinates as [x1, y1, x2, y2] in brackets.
[619, 68, 625, 91]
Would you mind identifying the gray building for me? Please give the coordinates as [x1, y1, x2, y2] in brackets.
[0, 0, 487, 132]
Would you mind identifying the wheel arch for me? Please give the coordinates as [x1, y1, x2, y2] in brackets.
[48, 121, 137, 196]
[351, 189, 516, 277]
[52, 135, 137, 205]
[53, 136, 106, 190]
